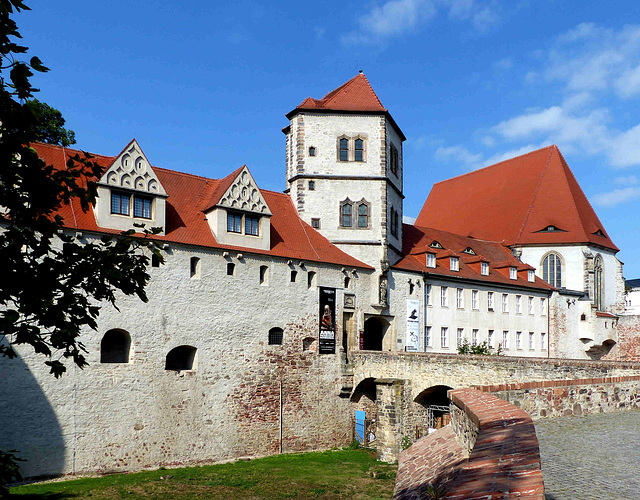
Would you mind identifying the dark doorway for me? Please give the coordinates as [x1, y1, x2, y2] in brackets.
[363, 316, 389, 351]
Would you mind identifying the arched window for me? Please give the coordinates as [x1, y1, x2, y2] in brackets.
[269, 327, 283, 345]
[542, 253, 562, 287]
[339, 138, 349, 161]
[340, 201, 353, 227]
[357, 202, 369, 228]
[190, 257, 200, 278]
[594, 255, 604, 311]
[101, 329, 131, 363]
[165, 345, 197, 371]
[354, 138, 364, 162]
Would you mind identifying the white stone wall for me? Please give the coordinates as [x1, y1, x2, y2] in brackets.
[389, 271, 551, 357]
[0, 234, 375, 478]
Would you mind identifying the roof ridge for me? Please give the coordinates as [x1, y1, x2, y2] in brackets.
[431, 144, 556, 187]
[411, 222, 509, 247]
[515, 147, 554, 244]
[31, 141, 115, 161]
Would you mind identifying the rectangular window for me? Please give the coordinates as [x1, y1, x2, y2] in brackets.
[260, 265, 269, 285]
[541, 298, 547, 315]
[245, 215, 259, 236]
[441, 286, 448, 307]
[133, 195, 152, 218]
[456, 288, 464, 309]
[358, 203, 368, 227]
[426, 284, 432, 306]
[457, 328, 463, 347]
[529, 332, 535, 350]
[488, 330, 494, 348]
[487, 291, 494, 311]
[481, 262, 489, 275]
[111, 192, 130, 215]
[516, 331, 522, 350]
[472, 329, 479, 346]
[390, 207, 399, 238]
[390, 143, 398, 175]
[290, 270, 297, 283]
[341, 203, 352, 227]
[425, 326, 432, 348]
[516, 295, 522, 314]
[311, 218, 320, 229]
[227, 212, 242, 233]
[502, 293, 509, 313]
[528, 270, 535, 282]
[441, 327, 449, 348]
[450, 257, 459, 271]
[510, 267, 517, 280]
[541, 332, 547, 350]
[426, 253, 436, 268]
[472, 290, 479, 310]
[528, 296, 534, 315]
[503, 330, 509, 350]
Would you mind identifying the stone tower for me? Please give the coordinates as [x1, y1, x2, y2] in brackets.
[283, 72, 406, 281]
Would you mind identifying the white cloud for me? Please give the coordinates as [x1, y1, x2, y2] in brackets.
[342, 0, 499, 45]
[493, 57, 513, 71]
[615, 65, 640, 98]
[614, 175, 637, 185]
[434, 145, 483, 166]
[610, 124, 640, 167]
[593, 186, 640, 207]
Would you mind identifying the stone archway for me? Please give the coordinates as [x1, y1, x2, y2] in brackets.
[363, 316, 390, 351]
[413, 384, 453, 437]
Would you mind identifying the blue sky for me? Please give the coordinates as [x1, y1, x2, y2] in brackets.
[16, 0, 640, 277]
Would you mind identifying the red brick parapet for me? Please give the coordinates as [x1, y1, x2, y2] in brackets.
[394, 388, 545, 500]
[472, 374, 640, 393]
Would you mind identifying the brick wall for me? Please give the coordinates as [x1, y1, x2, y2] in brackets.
[394, 389, 545, 500]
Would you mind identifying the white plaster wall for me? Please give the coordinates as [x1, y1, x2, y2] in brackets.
[0, 233, 375, 478]
[389, 271, 551, 357]
[519, 245, 622, 310]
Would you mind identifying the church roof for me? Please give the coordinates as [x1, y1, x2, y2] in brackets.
[286, 72, 406, 141]
[395, 224, 554, 291]
[415, 145, 618, 252]
[30, 142, 372, 269]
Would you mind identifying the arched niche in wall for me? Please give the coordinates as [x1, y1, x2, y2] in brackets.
[100, 329, 131, 363]
[165, 345, 197, 371]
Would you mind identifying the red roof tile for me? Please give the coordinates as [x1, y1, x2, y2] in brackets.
[395, 224, 554, 291]
[31, 143, 372, 269]
[293, 73, 387, 113]
[416, 145, 618, 251]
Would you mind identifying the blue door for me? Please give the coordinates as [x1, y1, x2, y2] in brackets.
[355, 410, 365, 444]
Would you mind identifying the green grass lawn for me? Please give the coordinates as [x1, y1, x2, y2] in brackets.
[10, 448, 397, 499]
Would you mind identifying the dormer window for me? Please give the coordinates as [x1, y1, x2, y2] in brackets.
[227, 212, 242, 233]
[510, 267, 517, 280]
[426, 253, 436, 268]
[528, 270, 535, 282]
[245, 215, 259, 236]
[462, 247, 475, 255]
[429, 241, 443, 249]
[537, 225, 565, 232]
[111, 192, 130, 216]
[481, 262, 489, 276]
[133, 195, 152, 219]
[450, 257, 459, 271]
[594, 229, 605, 237]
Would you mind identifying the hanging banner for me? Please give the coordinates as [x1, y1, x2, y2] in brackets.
[406, 298, 420, 352]
[319, 287, 336, 354]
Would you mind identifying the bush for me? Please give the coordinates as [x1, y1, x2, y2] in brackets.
[457, 339, 494, 355]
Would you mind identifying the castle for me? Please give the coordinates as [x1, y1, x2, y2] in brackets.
[0, 73, 632, 478]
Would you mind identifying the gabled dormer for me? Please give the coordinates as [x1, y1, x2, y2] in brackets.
[94, 139, 168, 234]
[204, 166, 273, 251]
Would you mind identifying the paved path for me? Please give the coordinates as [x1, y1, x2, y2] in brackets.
[534, 410, 640, 500]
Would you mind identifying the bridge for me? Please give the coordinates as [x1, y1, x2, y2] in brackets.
[346, 351, 640, 461]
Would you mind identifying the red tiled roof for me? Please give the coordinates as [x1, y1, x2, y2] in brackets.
[201, 165, 245, 212]
[416, 145, 618, 251]
[30, 143, 372, 269]
[293, 73, 387, 113]
[395, 224, 554, 291]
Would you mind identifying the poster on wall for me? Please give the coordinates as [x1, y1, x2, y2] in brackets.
[319, 287, 336, 354]
[406, 298, 420, 352]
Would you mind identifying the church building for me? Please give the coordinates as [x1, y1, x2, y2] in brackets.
[0, 73, 628, 478]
